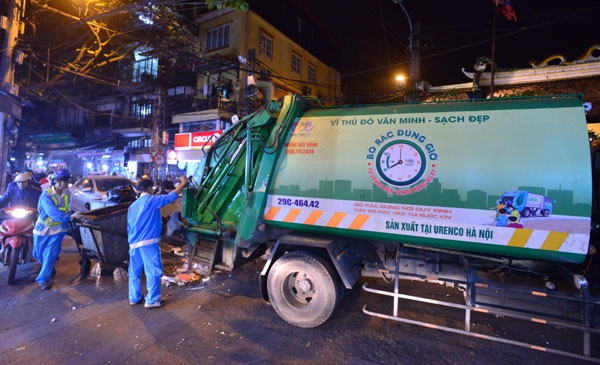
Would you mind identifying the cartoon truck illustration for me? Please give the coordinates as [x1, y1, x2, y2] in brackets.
[498, 190, 553, 217]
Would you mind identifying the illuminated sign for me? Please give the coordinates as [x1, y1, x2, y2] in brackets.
[174, 130, 223, 150]
[167, 150, 178, 162]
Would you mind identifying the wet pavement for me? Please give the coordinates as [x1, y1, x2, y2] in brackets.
[0, 236, 596, 364]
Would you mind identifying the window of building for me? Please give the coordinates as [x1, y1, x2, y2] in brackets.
[131, 95, 153, 118]
[259, 31, 273, 59]
[132, 47, 158, 83]
[167, 86, 194, 97]
[291, 52, 302, 75]
[206, 24, 230, 51]
[308, 63, 317, 83]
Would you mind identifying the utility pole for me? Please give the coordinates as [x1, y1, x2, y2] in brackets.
[396, 1, 420, 102]
[0, 0, 24, 192]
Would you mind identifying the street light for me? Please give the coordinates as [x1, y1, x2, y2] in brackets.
[395, 74, 407, 90]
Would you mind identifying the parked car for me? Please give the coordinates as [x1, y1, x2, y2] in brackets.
[70, 175, 137, 212]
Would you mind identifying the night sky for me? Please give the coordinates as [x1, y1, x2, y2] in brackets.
[292, 0, 600, 95]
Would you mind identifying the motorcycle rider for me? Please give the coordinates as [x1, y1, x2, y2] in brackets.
[32, 168, 72, 290]
[0, 171, 42, 209]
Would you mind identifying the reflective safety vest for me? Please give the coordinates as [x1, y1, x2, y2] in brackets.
[37, 188, 69, 227]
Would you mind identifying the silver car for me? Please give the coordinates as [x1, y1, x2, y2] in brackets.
[70, 175, 137, 211]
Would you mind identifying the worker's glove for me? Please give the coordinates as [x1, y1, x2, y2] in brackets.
[71, 212, 84, 221]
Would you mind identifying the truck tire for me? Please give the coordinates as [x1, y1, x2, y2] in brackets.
[7, 245, 20, 285]
[542, 209, 550, 217]
[522, 208, 531, 218]
[267, 250, 342, 328]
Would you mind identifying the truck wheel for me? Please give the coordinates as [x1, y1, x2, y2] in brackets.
[7, 246, 20, 285]
[542, 209, 550, 217]
[267, 250, 341, 328]
[522, 208, 531, 218]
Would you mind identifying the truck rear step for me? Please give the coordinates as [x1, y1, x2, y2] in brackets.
[188, 238, 219, 277]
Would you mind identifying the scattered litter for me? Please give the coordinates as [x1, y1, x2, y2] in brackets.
[162, 272, 204, 287]
[177, 273, 191, 283]
[196, 305, 202, 310]
[161, 275, 177, 287]
[169, 247, 186, 257]
[71, 306, 77, 311]
[51, 318, 57, 323]
[12, 345, 27, 351]
[186, 285, 205, 291]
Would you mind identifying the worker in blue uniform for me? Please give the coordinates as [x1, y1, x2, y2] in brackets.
[127, 176, 188, 309]
[33, 168, 73, 290]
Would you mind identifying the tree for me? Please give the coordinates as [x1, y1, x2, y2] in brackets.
[17, 0, 209, 102]
[206, 0, 248, 10]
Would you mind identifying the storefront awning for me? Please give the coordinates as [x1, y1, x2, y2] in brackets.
[172, 109, 232, 124]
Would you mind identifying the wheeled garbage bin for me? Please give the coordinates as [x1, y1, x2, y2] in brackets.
[70, 203, 131, 275]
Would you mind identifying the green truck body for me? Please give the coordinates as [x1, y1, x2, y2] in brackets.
[181, 94, 596, 334]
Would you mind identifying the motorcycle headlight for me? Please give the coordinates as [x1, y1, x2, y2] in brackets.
[10, 208, 28, 219]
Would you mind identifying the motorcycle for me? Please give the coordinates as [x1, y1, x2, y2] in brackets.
[0, 207, 37, 284]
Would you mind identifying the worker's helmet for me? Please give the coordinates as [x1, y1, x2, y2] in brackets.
[54, 168, 72, 180]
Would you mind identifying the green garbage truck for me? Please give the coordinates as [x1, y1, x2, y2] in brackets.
[497, 190, 553, 217]
[181, 94, 598, 359]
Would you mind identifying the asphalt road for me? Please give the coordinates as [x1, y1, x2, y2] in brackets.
[0, 236, 596, 364]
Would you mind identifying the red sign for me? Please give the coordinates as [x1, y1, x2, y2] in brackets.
[153, 152, 166, 165]
[174, 130, 223, 150]
[174, 133, 190, 148]
[167, 150, 178, 162]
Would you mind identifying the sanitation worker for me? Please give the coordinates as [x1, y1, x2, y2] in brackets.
[0, 171, 42, 209]
[33, 168, 72, 290]
[127, 175, 188, 309]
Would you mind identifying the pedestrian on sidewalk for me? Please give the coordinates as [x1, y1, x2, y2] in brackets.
[127, 175, 189, 309]
[33, 168, 73, 290]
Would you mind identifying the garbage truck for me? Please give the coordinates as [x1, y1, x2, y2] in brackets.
[181, 94, 599, 360]
[497, 190, 553, 217]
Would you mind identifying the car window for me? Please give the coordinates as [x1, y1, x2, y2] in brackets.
[96, 179, 132, 192]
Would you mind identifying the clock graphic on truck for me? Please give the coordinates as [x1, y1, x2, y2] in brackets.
[375, 139, 427, 186]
